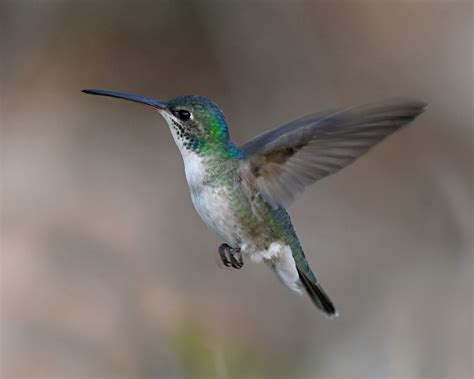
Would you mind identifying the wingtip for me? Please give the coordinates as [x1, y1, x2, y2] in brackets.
[409, 98, 428, 111]
[419, 100, 428, 112]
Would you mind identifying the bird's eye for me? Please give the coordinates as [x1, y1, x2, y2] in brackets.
[173, 109, 191, 121]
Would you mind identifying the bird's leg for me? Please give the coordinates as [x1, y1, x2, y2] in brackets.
[229, 246, 243, 269]
[218, 243, 243, 269]
[218, 244, 232, 267]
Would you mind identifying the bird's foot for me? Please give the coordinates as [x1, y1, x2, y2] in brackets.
[218, 243, 243, 269]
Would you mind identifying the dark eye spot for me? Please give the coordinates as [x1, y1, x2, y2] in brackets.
[173, 109, 191, 121]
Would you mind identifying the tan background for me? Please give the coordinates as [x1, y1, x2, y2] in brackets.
[1, 0, 472, 378]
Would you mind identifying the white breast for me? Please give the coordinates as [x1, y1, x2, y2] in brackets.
[181, 152, 240, 246]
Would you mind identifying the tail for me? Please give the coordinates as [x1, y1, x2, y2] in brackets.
[268, 240, 338, 317]
[297, 267, 338, 318]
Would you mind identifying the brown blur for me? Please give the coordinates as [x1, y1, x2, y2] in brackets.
[1, 1, 472, 378]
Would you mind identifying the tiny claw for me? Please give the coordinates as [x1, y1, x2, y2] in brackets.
[218, 244, 243, 269]
[229, 247, 243, 269]
[230, 254, 241, 269]
[236, 250, 243, 266]
[218, 244, 232, 267]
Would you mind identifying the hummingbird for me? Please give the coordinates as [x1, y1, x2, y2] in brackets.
[82, 88, 426, 317]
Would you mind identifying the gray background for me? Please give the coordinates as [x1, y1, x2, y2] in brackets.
[1, 1, 472, 378]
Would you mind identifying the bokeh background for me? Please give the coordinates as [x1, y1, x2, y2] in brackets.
[1, 1, 472, 378]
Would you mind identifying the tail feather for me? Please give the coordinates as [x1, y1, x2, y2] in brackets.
[297, 268, 338, 318]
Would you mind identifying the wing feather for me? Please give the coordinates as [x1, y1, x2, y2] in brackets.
[239, 99, 426, 208]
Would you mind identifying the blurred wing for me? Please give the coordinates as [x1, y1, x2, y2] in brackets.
[239, 99, 426, 208]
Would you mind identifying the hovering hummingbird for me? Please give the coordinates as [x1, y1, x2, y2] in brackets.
[82, 88, 426, 317]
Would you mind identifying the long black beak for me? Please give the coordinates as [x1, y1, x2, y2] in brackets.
[81, 89, 167, 110]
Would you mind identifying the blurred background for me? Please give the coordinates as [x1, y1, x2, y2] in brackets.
[1, 0, 472, 378]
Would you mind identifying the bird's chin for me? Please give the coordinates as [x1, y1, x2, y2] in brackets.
[158, 114, 190, 155]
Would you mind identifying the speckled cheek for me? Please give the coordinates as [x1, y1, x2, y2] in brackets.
[161, 112, 199, 154]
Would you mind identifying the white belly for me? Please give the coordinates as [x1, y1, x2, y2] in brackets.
[190, 186, 240, 245]
[183, 153, 240, 246]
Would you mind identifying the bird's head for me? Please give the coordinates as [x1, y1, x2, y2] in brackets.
[82, 89, 231, 156]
